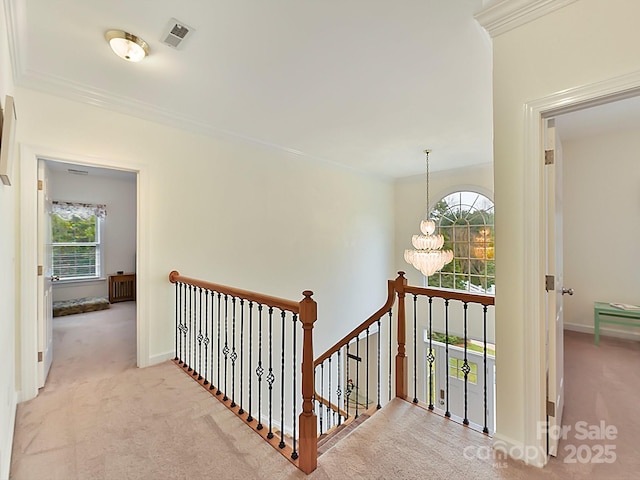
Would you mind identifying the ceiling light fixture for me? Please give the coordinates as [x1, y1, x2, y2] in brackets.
[404, 150, 454, 277]
[105, 30, 149, 62]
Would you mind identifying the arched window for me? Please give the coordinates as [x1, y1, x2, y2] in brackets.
[428, 191, 494, 294]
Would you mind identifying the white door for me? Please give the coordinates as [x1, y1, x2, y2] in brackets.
[37, 159, 54, 387]
[545, 119, 567, 456]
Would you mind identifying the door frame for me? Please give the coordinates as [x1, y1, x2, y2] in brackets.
[521, 70, 640, 467]
[19, 144, 150, 402]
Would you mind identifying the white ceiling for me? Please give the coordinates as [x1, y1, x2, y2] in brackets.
[7, 0, 494, 178]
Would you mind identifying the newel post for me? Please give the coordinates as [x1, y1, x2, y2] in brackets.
[395, 272, 408, 399]
[298, 290, 318, 474]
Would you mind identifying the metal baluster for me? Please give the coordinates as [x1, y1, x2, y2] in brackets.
[192, 285, 198, 375]
[209, 290, 215, 390]
[428, 297, 434, 410]
[187, 284, 193, 372]
[230, 297, 237, 407]
[256, 305, 264, 430]
[266, 307, 275, 439]
[366, 326, 370, 411]
[483, 305, 489, 434]
[216, 293, 222, 395]
[223, 294, 229, 401]
[388, 309, 392, 402]
[203, 289, 210, 386]
[319, 363, 324, 435]
[445, 299, 451, 418]
[279, 311, 286, 449]
[345, 342, 350, 420]
[376, 317, 381, 409]
[174, 282, 179, 361]
[291, 312, 298, 460]
[413, 294, 418, 403]
[462, 302, 470, 425]
[178, 283, 184, 364]
[327, 357, 332, 430]
[243, 300, 249, 418]
[355, 336, 360, 419]
[336, 350, 342, 426]
[197, 287, 203, 379]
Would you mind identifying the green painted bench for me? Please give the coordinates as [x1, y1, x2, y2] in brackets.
[594, 302, 640, 345]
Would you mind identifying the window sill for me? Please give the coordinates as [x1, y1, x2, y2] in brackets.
[54, 277, 106, 286]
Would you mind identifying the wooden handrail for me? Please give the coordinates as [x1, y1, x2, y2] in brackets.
[314, 275, 400, 367]
[402, 285, 495, 306]
[169, 271, 300, 313]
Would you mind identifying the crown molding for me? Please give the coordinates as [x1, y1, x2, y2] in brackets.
[474, 0, 579, 38]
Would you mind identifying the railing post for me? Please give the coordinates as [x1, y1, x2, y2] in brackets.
[395, 272, 408, 399]
[298, 290, 318, 474]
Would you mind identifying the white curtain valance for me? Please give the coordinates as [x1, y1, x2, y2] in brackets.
[52, 201, 107, 220]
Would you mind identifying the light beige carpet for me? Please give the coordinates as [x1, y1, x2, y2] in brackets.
[9, 305, 640, 479]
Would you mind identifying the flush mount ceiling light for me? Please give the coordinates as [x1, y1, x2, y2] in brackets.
[105, 30, 149, 62]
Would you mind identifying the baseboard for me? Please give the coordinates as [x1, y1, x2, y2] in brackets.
[1, 390, 17, 480]
[492, 432, 546, 468]
[147, 351, 174, 366]
[564, 322, 640, 342]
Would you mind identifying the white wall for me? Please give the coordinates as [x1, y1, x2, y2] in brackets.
[491, 0, 640, 464]
[0, 0, 18, 476]
[562, 128, 640, 337]
[15, 88, 395, 363]
[49, 167, 136, 302]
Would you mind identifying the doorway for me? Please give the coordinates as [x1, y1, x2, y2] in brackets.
[19, 145, 149, 402]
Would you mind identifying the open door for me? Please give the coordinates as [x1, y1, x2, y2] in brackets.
[37, 159, 54, 387]
[545, 119, 571, 456]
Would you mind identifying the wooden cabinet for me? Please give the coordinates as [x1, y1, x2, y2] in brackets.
[108, 273, 136, 303]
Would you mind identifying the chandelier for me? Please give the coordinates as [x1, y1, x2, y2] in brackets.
[404, 150, 454, 277]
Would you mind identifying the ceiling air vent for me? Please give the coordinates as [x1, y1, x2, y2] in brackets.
[162, 18, 195, 49]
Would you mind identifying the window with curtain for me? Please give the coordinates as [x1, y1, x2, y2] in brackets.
[51, 202, 106, 280]
[427, 191, 494, 294]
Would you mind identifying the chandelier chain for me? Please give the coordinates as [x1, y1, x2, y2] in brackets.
[425, 150, 430, 217]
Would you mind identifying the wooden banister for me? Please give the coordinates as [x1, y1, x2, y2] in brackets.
[314, 276, 399, 367]
[403, 284, 495, 306]
[298, 290, 318, 474]
[169, 271, 300, 312]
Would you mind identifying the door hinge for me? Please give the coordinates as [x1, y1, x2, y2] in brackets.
[38, 351, 43, 362]
[38, 265, 43, 276]
[545, 275, 555, 292]
[544, 150, 554, 165]
[38, 180, 43, 191]
[547, 400, 556, 417]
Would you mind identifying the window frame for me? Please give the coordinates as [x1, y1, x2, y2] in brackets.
[426, 190, 495, 295]
[51, 213, 104, 282]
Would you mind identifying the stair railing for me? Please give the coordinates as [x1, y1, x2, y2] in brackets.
[169, 271, 318, 474]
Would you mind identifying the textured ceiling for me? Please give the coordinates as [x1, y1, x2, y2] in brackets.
[7, 0, 495, 177]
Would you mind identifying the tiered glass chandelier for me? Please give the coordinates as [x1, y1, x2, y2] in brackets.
[404, 150, 454, 277]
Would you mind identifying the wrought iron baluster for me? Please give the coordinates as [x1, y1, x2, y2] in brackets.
[327, 357, 332, 430]
[203, 289, 210, 385]
[413, 294, 418, 403]
[279, 310, 286, 449]
[355, 335, 360, 419]
[223, 294, 229, 401]
[376, 317, 381, 409]
[291, 313, 298, 460]
[444, 299, 451, 418]
[243, 300, 249, 418]
[216, 292, 222, 395]
[366, 327, 370, 411]
[230, 297, 237, 407]
[345, 342, 350, 420]
[197, 287, 203, 380]
[483, 305, 489, 434]
[174, 282, 179, 361]
[256, 305, 264, 430]
[427, 297, 434, 410]
[388, 309, 392, 402]
[187, 284, 193, 372]
[209, 290, 215, 390]
[267, 307, 275, 439]
[178, 283, 184, 364]
[462, 303, 470, 425]
[336, 350, 342, 426]
[319, 363, 324, 435]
